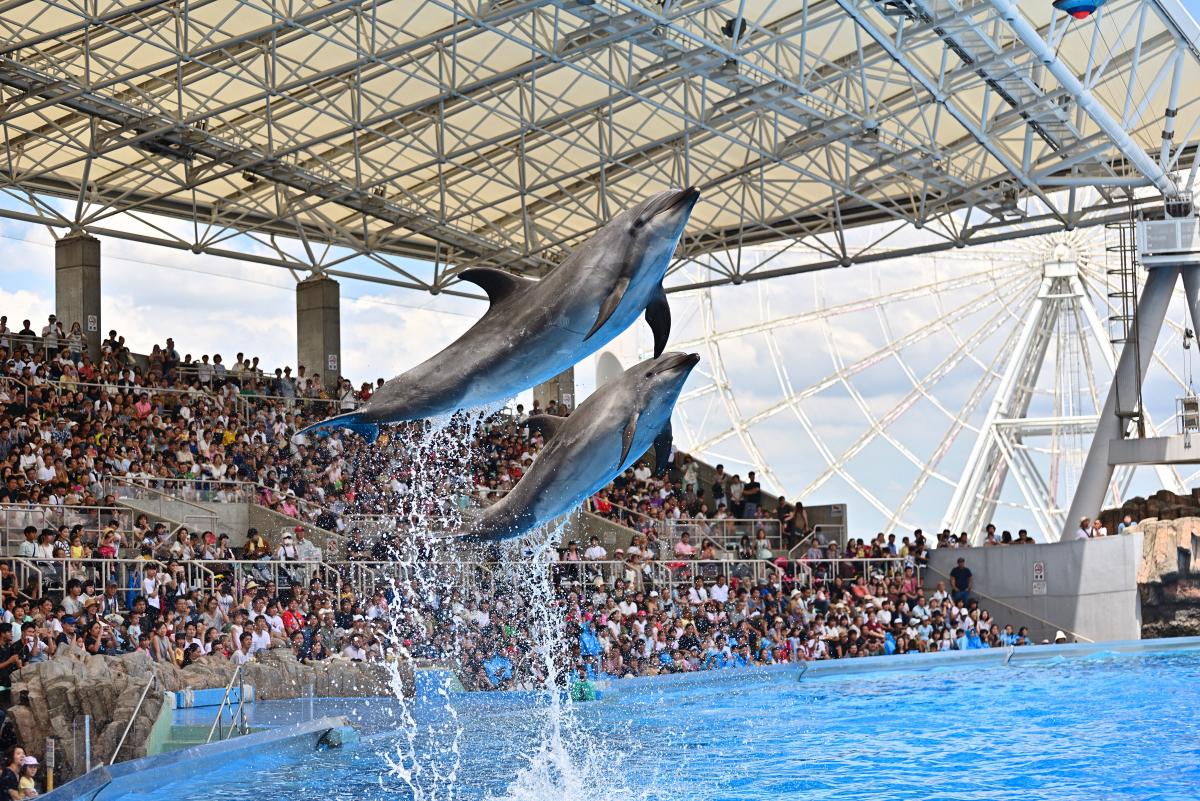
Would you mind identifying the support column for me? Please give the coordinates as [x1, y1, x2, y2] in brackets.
[533, 367, 575, 413]
[55, 234, 101, 359]
[296, 276, 341, 391]
[1063, 264, 1180, 540]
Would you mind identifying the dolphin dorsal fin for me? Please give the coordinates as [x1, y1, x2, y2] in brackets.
[526, 414, 567, 441]
[456, 268, 534, 306]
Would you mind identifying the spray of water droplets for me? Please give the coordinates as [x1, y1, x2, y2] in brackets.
[339, 406, 659, 801]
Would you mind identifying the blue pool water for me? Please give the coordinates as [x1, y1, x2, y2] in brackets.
[139, 648, 1200, 800]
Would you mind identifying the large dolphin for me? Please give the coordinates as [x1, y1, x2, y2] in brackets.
[472, 351, 700, 542]
[298, 188, 700, 442]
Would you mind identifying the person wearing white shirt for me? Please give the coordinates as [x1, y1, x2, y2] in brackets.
[709, 576, 730, 604]
[1074, 517, 1091, 540]
[341, 635, 368, 661]
[232, 633, 255, 664]
[263, 602, 286, 635]
[250, 618, 273, 653]
[142, 566, 162, 609]
[687, 578, 709, 607]
[583, 536, 607, 561]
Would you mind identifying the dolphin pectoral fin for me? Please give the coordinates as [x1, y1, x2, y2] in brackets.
[456, 268, 536, 306]
[526, 414, 567, 441]
[652, 421, 673, 476]
[645, 286, 671, 357]
[620, 410, 639, 466]
[584, 276, 631, 341]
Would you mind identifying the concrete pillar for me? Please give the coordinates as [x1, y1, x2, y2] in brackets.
[533, 367, 575, 413]
[1063, 263, 1179, 541]
[55, 234, 102, 359]
[296, 276, 341, 391]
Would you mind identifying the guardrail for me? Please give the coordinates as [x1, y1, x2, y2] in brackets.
[0, 376, 28, 406]
[102, 476, 220, 535]
[796, 556, 914, 586]
[206, 664, 249, 744]
[0, 504, 125, 549]
[8, 555, 217, 599]
[664, 517, 786, 554]
[110, 674, 157, 764]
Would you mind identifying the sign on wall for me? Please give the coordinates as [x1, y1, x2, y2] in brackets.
[327, 354, 338, 372]
[1032, 560, 1045, 581]
[86, 314, 97, 332]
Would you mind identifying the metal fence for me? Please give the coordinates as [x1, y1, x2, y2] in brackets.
[102, 477, 219, 535]
[0, 504, 126, 549]
[8, 556, 218, 600]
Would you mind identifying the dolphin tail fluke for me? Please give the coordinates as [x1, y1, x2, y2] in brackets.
[296, 412, 380, 443]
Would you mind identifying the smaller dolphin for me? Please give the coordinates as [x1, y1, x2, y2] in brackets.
[472, 351, 700, 541]
[296, 188, 699, 442]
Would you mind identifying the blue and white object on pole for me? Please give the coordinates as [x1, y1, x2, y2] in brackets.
[1052, 0, 1107, 19]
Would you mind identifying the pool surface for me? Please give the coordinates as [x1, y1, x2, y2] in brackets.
[125, 647, 1200, 801]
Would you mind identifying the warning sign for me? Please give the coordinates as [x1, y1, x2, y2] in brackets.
[1032, 560, 1045, 581]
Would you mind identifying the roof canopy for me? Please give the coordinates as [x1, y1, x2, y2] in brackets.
[2, 0, 1199, 292]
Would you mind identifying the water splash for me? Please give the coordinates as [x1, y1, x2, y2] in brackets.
[353, 408, 652, 801]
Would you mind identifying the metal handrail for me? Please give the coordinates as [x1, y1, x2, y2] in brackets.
[206, 664, 248, 744]
[109, 674, 157, 764]
[924, 563, 1094, 643]
[16, 556, 217, 598]
[102, 476, 219, 536]
[0, 504, 127, 548]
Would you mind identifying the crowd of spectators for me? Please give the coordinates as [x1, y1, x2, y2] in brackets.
[0, 309, 1055, 791]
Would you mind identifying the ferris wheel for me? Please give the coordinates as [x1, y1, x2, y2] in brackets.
[662, 227, 1200, 540]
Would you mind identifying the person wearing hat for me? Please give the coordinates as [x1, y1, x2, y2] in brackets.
[1054, 630, 1068, 644]
[18, 754, 38, 797]
[275, 532, 298, 561]
[243, 528, 268, 559]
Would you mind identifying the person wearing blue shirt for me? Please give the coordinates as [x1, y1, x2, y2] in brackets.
[884, 631, 897, 655]
[483, 651, 512, 688]
[955, 629, 971, 651]
[729, 645, 751, 668]
[579, 620, 602, 659]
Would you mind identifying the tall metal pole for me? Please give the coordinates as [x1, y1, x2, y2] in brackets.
[1063, 264, 1181, 539]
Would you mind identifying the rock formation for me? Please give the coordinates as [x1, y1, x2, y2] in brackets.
[1129, 516, 1200, 638]
[6, 646, 409, 781]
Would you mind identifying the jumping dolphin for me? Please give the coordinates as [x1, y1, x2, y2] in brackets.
[297, 189, 700, 442]
[472, 351, 700, 541]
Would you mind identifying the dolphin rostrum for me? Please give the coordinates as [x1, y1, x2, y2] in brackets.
[298, 189, 700, 442]
[472, 351, 700, 541]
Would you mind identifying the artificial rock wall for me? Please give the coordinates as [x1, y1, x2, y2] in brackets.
[1133, 516, 1200, 638]
[6, 646, 405, 781]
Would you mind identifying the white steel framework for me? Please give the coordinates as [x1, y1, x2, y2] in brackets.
[2, 0, 1200, 293]
[666, 228, 1198, 539]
